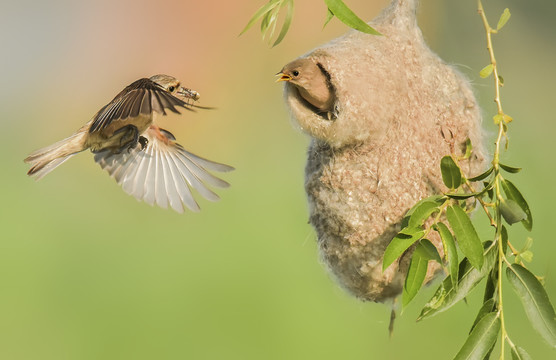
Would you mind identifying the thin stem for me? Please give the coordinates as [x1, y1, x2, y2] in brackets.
[478, 1, 504, 116]
[478, 1, 511, 358]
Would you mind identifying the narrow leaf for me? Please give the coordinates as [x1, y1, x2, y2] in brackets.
[261, 10, 272, 34]
[265, 8, 280, 44]
[468, 167, 493, 182]
[240, 0, 281, 36]
[497, 8, 511, 31]
[446, 192, 482, 200]
[506, 264, 556, 347]
[272, 0, 294, 46]
[447, 205, 484, 269]
[435, 222, 458, 286]
[441, 156, 462, 189]
[501, 225, 508, 254]
[324, 0, 381, 35]
[483, 269, 497, 303]
[417, 239, 442, 264]
[463, 138, 473, 160]
[499, 163, 522, 173]
[480, 64, 494, 78]
[382, 229, 425, 271]
[418, 243, 496, 320]
[323, 8, 334, 28]
[510, 345, 532, 360]
[453, 313, 500, 360]
[403, 244, 429, 307]
[501, 179, 533, 231]
[470, 299, 496, 333]
[500, 198, 527, 225]
[408, 200, 440, 228]
[401, 195, 444, 228]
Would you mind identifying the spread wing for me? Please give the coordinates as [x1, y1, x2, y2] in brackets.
[89, 78, 194, 133]
[93, 126, 233, 213]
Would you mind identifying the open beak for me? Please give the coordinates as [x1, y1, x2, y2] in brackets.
[275, 72, 291, 82]
[177, 87, 200, 101]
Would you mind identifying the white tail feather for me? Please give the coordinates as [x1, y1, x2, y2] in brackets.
[25, 130, 88, 179]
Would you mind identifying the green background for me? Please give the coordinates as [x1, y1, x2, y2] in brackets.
[1, 0, 555, 358]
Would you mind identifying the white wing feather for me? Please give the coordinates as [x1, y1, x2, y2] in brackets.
[93, 128, 233, 213]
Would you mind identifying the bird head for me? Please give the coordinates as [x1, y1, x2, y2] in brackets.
[149, 74, 200, 101]
[275, 59, 319, 90]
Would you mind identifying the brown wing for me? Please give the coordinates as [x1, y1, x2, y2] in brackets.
[89, 78, 194, 133]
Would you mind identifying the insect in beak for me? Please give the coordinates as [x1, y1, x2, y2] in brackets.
[177, 87, 200, 101]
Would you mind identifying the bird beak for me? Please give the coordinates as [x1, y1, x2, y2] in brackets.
[275, 72, 291, 82]
[177, 87, 200, 101]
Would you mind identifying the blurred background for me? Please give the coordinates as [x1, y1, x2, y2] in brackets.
[1, 0, 554, 358]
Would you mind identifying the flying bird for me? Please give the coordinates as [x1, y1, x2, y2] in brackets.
[25, 74, 233, 213]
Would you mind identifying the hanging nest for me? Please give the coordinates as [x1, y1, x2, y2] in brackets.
[282, 0, 486, 302]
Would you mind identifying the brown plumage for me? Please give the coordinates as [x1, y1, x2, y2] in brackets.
[25, 74, 232, 213]
[277, 59, 336, 115]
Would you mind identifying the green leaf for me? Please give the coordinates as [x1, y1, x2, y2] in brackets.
[324, 0, 381, 35]
[453, 312, 500, 360]
[493, 114, 504, 125]
[418, 243, 497, 320]
[483, 269, 497, 303]
[401, 195, 444, 228]
[468, 167, 493, 182]
[506, 264, 556, 347]
[323, 8, 334, 28]
[480, 64, 494, 78]
[382, 228, 425, 271]
[500, 198, 527, 225]
[403, 243, 430, 307]
[261, 10, 272, 34]
[417, 239, 442, 264]
[272, 0, 294, 46]
[470, 299, 496, 333]
[501, 225, 508, 254]
[519, 250, 533, 263]
[510, 345, 532, 360]
[441, 156, 462, 189]
[240, 0, 281, 36]
[497, 8, 511, 31]
[407, 200, 441, 228]
[447, 179, 493, 200]
[462, 138, 473, 160]
[498, 75, 505, 86]
[446, 192, 482, 200]
[447, 205, 484, 270]
[435, 222, 458, 287]
[499, 163, 522, 173]
[501, 179, 533, 231]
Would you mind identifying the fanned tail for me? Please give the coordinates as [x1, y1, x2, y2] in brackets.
[25, 130, 88, 180]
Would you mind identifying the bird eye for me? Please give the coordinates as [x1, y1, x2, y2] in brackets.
[292, 70, 299, 77]
[168, 86, 175, 92]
